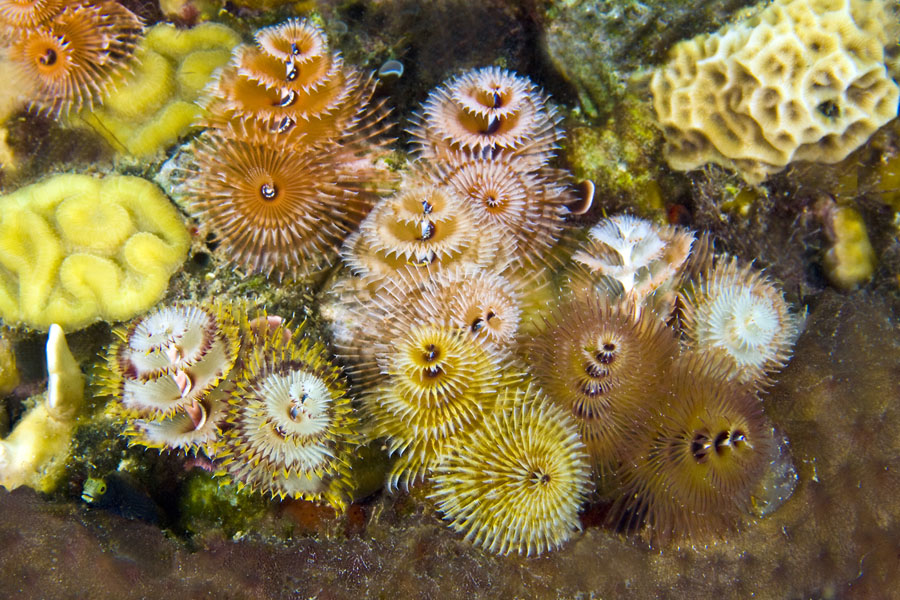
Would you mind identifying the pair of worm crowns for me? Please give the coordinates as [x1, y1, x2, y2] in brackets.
[1, 0, 143, 117]
[177, 18, 392, 281]
[101, 300, 360, 511]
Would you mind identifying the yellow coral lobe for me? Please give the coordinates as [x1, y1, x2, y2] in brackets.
[529, 296, 678, 475]
[430, 384, 591, 556]
[368, 324, 513, 489]
[83, 22, 240, 158]
[611, 354, 773, 543]
[216, 319, 359, 510]
[0, 174, 189, 331]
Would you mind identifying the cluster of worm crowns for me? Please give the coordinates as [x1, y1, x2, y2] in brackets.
[330, 66, 596, 557]
[175, 18, 392, 281]
[330, 69, 801, 552]
[101, 300, 360, 511]
[0, 0, 143, 116]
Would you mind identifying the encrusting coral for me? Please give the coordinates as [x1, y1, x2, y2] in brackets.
[651, 0, 900, 183]
[177, 18, 392, 281]
[0, 324, 84, 492]
[430, 384, 591, 556]
[0, 173, 190, 331]
[3, 0, 143, 117]
[81, 22, 241, 158]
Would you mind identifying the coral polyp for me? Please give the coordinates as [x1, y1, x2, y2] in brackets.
[180, 126, 373, 280]
[529, 296, 678, 474]
[680, 257, 800, 383]
[612, 354, 774, 542]
[217, 319, 359, 509]
[410, 66, 561, 167]
[103, 301, 240, 453]
[8, 1, 142, 117]
[367, 323, 510, 490]
[430, 384, 590, 556]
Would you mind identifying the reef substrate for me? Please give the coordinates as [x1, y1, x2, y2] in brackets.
[1, 290, 897, 599]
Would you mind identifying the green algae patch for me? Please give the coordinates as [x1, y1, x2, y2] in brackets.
[565, 95, 670, 219]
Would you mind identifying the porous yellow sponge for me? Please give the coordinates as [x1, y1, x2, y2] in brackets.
[651, 0, 900, 184]
[0, 174, 190, 331]
[82, 23, 240, 158]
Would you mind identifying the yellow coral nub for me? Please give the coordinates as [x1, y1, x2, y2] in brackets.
[430, 384, 591, 556]
[529, 296, 678, 474]
[216, 319, 359, 509]
[411, 66, 562, 168]
[368, 324, 511, 490]
[680, 257, 799, 384]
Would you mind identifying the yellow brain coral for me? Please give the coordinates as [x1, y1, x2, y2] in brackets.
[0, 173, 190, 330]
[651, 0, 900, 183]
[82, 22, 241, 158]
